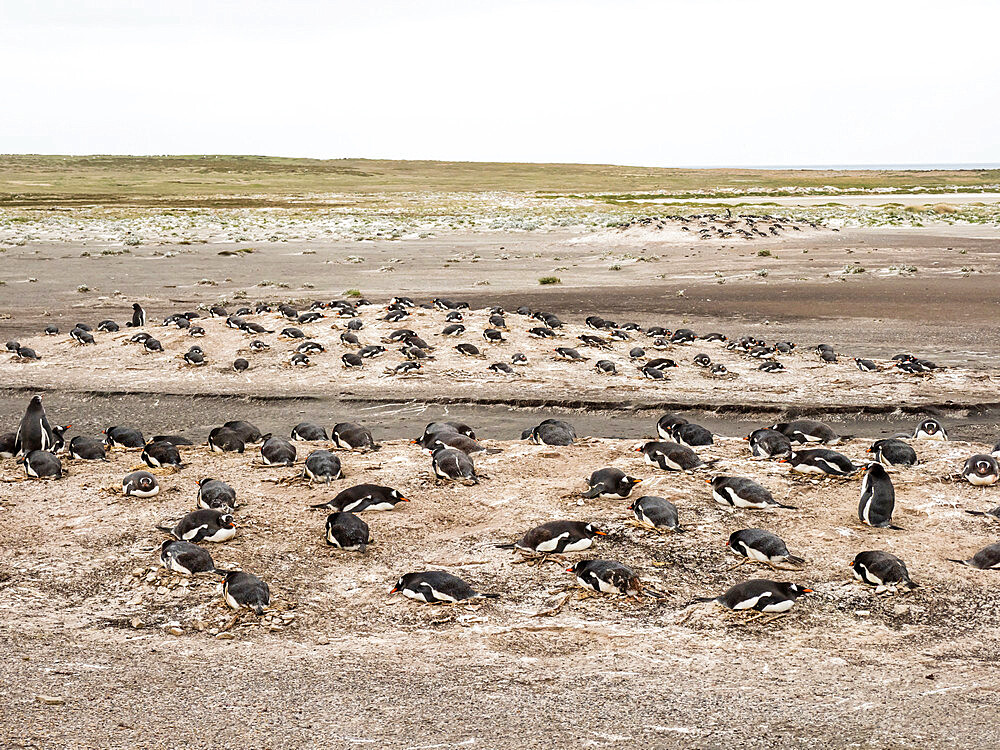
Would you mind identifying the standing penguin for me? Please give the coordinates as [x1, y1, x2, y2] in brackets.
[128, 302, 146, 328]
[14, 395, 55, 456]
[858, 463, 901, 529]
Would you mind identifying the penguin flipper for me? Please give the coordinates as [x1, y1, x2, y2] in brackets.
[684, 596, 717, 607]
[476, 593, 500, 599]
[308, 501, 333, 509]
[776, 501, 799, 510]
[581, 485, 604, 499]
[965, 510, 986, 516]
[155, 525, 175, 536]
[888, 524, 905, 531]
[947, 559, 969, 566]
[785, 554, 806, 565]
[495, 543, 517, 549]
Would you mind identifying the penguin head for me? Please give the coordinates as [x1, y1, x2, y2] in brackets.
[160, 539, 174, 552]
[29, 395, 43, 408]
[584, 523, 607, 538]
[390, 572, 418, 594]
[219, 514, 236, 529]
[389, 489, 409, 504]
[784, 582, 814, 597]
[138, 474, 156, 490]
[565, 561, 586, 575]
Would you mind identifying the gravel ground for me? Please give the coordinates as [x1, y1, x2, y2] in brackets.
[2, 430, 1000, 748]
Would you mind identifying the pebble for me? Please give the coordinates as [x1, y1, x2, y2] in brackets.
[165, 626, 184, 636]
[35, 695, 65, 705]
[130, 617, 144, 629]
[215, 631, 235, 640]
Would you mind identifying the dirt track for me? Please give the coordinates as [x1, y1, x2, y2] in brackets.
[2, 430, 1000, 748]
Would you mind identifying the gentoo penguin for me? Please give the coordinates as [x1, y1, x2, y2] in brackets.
[310, 484, 409, 512]
[781, 449, 857, 477]
[290, 352, 310, 367]
[358, 345, 386, 359]
[280, 327, 305, 340]
[197, 478, 237, 511]
[554, 347, 586, 361]
[128, 332, 151, 345]
[432, 446, 478, 483]
[868, 439, 918, 467]
[444, 311, 463, 323]
[141, 440, 183, 469]
[728, 529, 804, 567]
[390, 571, 498, 604]
[50, 425, 70, 454]
[143, 337, 163, 353]
[417, 431, 488, 456]
[183, 348, 206, 366]
[656, 413, 688, 440]
[671, 422, 714, 447]
[635, 441, 704, 471]
[304, 449, 343, 484]
[248, 340, 269, 352]
[455, 343, 480, 357]
[208, 427, 245, 453]
[342, 352, 364, 368]
[771, 420, 843, 445]
[189, 325, 206, 337]
[158, 509, 237, 543]
[122, 470, 159, 497]
[700, 332, 727, 342]
[223, 571, 270, 614]
[6, 340, 20, 352]
[858, 463, 900, 528]
[332, 422, 379, 451]
[511, 353, 528, 365]
[567, 559, 641, 597]
[855, 358, 878, 372]
[639, 363, 668, 380]
[68, 436, 107, 461]
[160, 539, 221, 575]
[260, 436, 296, 466]
[340, 332, 362, 347]
[709, 476, 796, 509]
[527, 419, 576, 446]
[693, 353, 711, 368]
[483, 329, 505, 344]
[291, 422, 328, 441]
[527, 327, 556, 339]
[441, 324, 465, 337]
[629, 496, 682, 531]
[233, 358, 249, 372]
[14, 395, 55, 455]
[104, 425, 146, 448]
[594, 360, 617, 375]
[152, 435, 194, 447]
[44, 325, 59, 336]
[422, 421, 477, 440]
[582, 468, 642, 498]
[949, 542, 1000, 569]
[128, 303, 146, 328]
[97, 320, 120, 332]
[850, 551, 918, 591]
[913, 418, 947, 441]
[497, 520, 606, 555]
[691, 579, 813, 615]
[0, 432, 17, 458]
[392, 361, 422, 375]
[20, 450, 62, 479]
[224, 420, 263, 443]
[70, 327, 96, 345]
[13, 345, 41, 360]
[629, 347, 646, 359]
[745, 428, 793, 460]
[297, 340, 325, 354]
[325, 512, 372, 552]
[963, 454, 1000, 486]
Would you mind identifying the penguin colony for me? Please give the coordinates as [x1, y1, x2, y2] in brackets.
[2, 299, 999, 631]
[2, 299, 958, 408]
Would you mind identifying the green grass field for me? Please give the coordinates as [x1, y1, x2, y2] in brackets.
[2, 155, 999, 207]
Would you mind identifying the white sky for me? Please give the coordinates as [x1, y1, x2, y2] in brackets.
[2, 0, 998, 167]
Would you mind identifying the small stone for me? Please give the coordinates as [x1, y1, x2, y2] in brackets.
[132, 568, 145, 577]
[130, 617, 144, 629]
[894, 604, 912, 617]
[215, 631, 235, 640]
[35, 695, 65, 705]
[144, 572, 157, 583]
[155, 586, 169, 596]
[165, 626, 184, 636]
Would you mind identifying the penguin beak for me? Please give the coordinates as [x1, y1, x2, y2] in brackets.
[801, 588, 815, 594]
[742, 436, 749, 441]
[631, 478, 642, 485]
[594, 530, 608, 536]
[565, 567, 575, 573]
[389, 586, 399, 594]
[399, 497, 410, 502]
[704, 479, 712, 484]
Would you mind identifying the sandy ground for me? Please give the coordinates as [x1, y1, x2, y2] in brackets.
[2, 431, 1000, 748]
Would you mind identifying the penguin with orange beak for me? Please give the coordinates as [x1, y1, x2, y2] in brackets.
[582, 468, 642, 499]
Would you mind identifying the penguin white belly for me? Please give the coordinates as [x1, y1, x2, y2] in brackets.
[536, 533, 568, 553]
[427, 586, 458, 603]
[129, 486, 159, 498]
[761, 598, 794, 613]
[145, 455, 161, 467]
[791, 462, 824, 475]
[741, 544, 770, 563]
[856, 564, 883, 585]
[968, 473, 998, 487]
[164, 556, 192, 575]
[861, 497, 873, 525]
[203, 527, 236, 543]
[656, 453, 683, 471]
[712, 489, 733, 507]
[562, 537, 592, 553]
[224, 589, 242, 610]
[814, 458, 845, 474]
[656, 426, 671, 440]
[25, 463, 39, 477]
